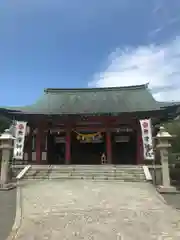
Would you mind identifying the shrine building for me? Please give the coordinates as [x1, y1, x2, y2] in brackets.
[0, 84, 180, 165]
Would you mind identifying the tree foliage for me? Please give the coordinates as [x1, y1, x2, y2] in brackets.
[0, 116, 11, 133]
[164, 120, 180, 153]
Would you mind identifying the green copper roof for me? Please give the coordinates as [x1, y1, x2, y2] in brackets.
[1, 84, 180, 116]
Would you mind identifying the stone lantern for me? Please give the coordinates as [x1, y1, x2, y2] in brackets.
[0, 129, 16, 190]
[156, 126, 176, 193]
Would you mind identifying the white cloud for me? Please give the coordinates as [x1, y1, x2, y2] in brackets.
[89, 37, 180, 102]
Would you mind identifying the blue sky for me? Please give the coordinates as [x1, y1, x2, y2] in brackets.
[0, 0, 180, 106]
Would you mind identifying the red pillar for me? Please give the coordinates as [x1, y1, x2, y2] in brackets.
[106, 130, 112, 164]
[136, 128, 143, 165]
[65, 129, 71, 164]
[36, 127, 42, 164]
[27, 127, 32, 162]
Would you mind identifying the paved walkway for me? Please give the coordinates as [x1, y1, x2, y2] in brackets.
[0, 189, 16, 240]
[163, 193, 180, 210]
[14, 180, 180, 239]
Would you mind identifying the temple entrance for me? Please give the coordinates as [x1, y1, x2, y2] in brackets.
[54, 142, 65, 164]
[112, 127, 137, 164]
[71, 131, 105, 164]
[46, 127, 138, 165]
[47, 132, 65, 164]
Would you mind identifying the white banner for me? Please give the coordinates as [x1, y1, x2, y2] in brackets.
[13, 121, 27, 160]
[140, 119, 154, 160]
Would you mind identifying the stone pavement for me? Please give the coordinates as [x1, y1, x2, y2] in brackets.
[162, 193, 180, 210]
[0, 188, 16, 240]
[13, 180, 180, 239]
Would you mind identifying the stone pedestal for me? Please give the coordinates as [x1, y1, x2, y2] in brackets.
[0, 129, 16, 191]
[156, 126, 177, 193]
[1, 149, 10, 184]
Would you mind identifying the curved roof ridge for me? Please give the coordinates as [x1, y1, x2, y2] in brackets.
[44, 83, 149, 93]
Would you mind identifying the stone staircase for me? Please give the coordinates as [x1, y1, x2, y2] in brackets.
[21, 165, 147, 182]
[11, 165, 26, 179]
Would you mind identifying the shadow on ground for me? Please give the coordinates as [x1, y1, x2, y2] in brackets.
[0, 188, 16, 240]
[162, 193, 180, 210]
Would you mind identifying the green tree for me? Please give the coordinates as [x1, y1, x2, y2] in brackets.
[164, 120, 180, 153]
[0, 116, 11, 133]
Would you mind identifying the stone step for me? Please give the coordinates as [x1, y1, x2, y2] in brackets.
[45, 169, 143, 174]
[31, 174, 145, 179]
[30, 169, 143, 174]
[32, 174, 145, 180]
[26, 169, 144, 174]
[49, 167, 143, 170]
[26, 172, 145, 176]
[49, 164, 142, 168]
[46, 176, 145, 181]
[23, 165, 146, 182]
[26, 170, 38, 177]
[34, 176, 145, 179]
[35, 165, 142, 170]
[66, 173, 145, 178]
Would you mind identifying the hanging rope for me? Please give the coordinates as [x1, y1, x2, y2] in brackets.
[72, 130, 102, 142]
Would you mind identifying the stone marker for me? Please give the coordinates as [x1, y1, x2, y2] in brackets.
[0, 129, 16, 190]
[156, 126, 177, 193]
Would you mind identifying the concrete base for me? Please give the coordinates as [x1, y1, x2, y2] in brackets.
[0, 183, 16, 191]
[157, 185, 178, 194]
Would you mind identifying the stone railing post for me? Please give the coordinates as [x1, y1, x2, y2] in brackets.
[0, 129, 16, 190]
[155, 126, 176, 193]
